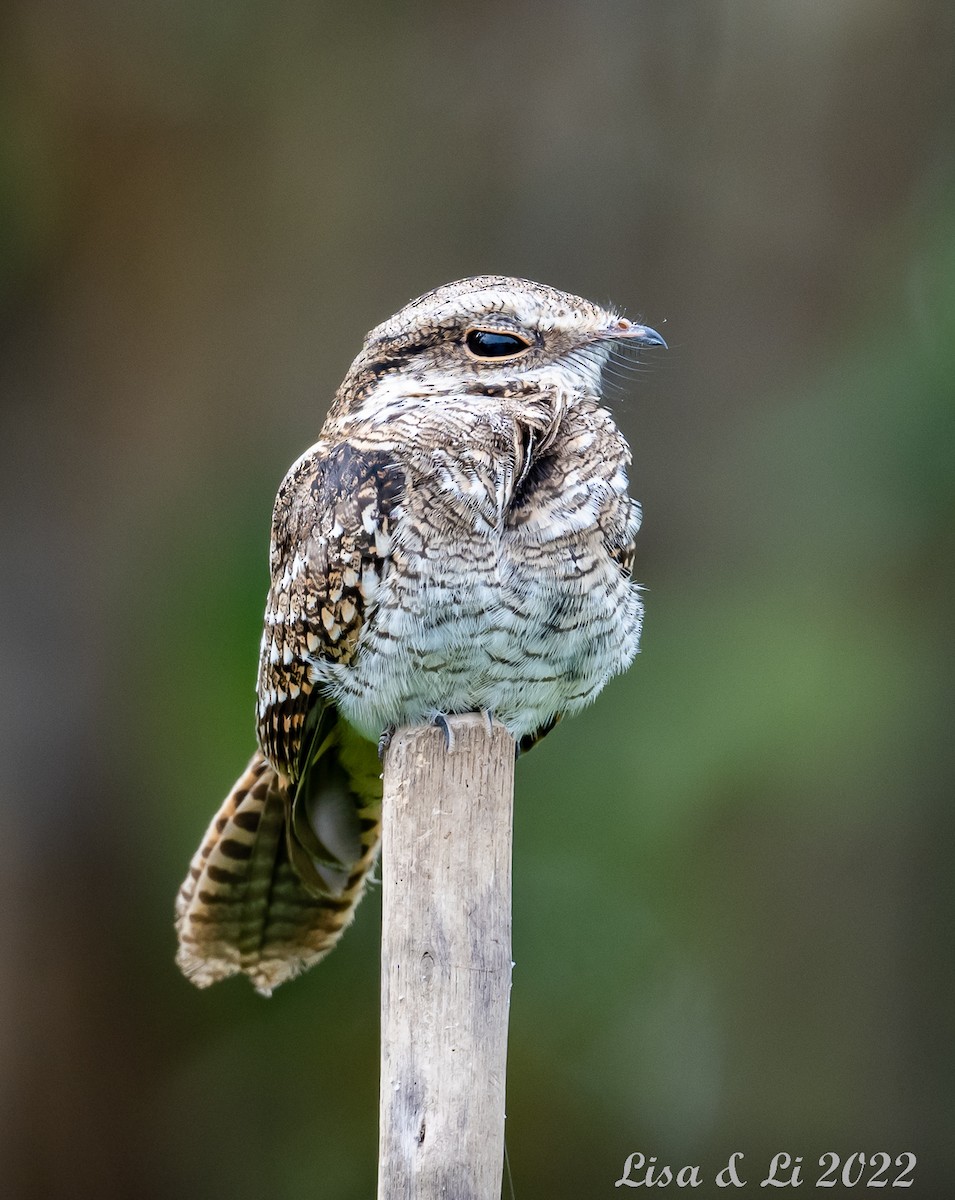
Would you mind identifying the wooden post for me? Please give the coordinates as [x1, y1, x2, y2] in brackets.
[377, 714, 515, 1200]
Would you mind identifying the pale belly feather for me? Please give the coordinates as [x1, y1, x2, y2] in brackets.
[314, 518, 642, 743]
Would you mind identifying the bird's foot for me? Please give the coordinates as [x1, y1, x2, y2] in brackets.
[377, 725, 395, 762]
[433, 713, 456, 751]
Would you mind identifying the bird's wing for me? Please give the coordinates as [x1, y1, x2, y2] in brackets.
[176, 439, 405, 992]
[257, 439, 402, 773]
[256, 439, 403, 892]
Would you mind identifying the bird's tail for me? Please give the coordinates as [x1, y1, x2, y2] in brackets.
[175, 721, 382, 995]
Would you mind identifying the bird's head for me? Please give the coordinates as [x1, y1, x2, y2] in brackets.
[336, 276, 665, 418]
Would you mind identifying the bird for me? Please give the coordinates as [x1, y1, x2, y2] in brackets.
[175, 275, 666, 994]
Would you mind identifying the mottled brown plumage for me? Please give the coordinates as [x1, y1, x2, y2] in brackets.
[175, 276, 665, 993]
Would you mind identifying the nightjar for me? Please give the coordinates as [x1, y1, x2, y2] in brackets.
[175, 276, 665, 993]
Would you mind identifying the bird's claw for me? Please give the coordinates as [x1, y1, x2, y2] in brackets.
[433, 714, 455, 751]
[377, 725, 395, 762]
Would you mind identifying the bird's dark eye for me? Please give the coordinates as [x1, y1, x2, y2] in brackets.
[465, 328, 533, 359]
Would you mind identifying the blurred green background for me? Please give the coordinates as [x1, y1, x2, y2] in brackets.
[1, 2, 953, 1197]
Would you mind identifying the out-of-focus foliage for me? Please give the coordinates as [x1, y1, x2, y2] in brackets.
[1, 3, 952, 1197]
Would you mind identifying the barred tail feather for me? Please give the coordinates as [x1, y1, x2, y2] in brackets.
[175, 749, 381, 995]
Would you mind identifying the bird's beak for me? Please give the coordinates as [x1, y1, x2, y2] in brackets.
[601, 317, 668, 349]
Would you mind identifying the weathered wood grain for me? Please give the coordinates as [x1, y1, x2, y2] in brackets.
[377, 715, 515, 1200]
